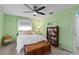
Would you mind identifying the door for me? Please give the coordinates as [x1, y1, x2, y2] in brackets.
[76, 16, 79, 48]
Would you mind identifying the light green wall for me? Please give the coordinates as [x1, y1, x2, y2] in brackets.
[32, 5, 79, 52]
[32, 19, 45, 34]
[3, 15, 18, 41]
[0, 13, 4, 42]
[0, 12, 4, 47]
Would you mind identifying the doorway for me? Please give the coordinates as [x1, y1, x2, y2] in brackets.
[74, 15, 79, 54]
[76, 16, 79, 48]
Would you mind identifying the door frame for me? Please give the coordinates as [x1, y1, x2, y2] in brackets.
[74, 15, 79, 53]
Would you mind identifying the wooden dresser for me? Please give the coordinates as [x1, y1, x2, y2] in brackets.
[24, 40, 51, 55]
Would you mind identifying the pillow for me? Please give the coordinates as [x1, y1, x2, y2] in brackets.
[18, 31, 35, 35]
[24, 30, 35, 35]
[18, 31, 24, 35]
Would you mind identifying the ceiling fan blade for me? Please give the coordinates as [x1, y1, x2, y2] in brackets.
[36, 6, 45, 11]
[24, 11, 33, 13]
[24, 4, 33, 10]
[37, 12, 45, 15]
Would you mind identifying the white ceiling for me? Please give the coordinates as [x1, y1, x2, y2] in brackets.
[0, 4, 76, 19]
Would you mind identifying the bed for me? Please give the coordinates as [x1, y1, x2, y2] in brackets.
[16, 31, 47, 55]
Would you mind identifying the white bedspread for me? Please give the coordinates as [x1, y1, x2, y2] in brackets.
[16, 34, 46, 54]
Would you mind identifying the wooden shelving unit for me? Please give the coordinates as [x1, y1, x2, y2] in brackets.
[47, 26, 59, 47]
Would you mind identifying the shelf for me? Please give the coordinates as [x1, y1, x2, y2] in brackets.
[47, 26, 59, 47]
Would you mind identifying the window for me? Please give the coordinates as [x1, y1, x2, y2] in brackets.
[18, 18, 32, 31]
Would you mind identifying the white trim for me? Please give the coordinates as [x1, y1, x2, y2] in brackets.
[73, 14, 77, 52]
[74, 13, 79, 53]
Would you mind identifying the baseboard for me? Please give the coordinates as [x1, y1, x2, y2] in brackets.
[59, 47, 73, 53]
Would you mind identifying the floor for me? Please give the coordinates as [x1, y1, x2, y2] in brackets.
[0, 43, 17, 55]
[0, 43, 79, 55]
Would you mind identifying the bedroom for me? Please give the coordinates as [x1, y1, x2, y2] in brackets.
[0, 4, 79, 55]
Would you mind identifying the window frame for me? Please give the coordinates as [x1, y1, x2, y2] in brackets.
[18, 18, 32, 31]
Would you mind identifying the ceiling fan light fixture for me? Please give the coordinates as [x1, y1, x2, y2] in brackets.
[33, 12, 37, 16]
[49, 12, 54, 15]
[33, 12, 37, 15]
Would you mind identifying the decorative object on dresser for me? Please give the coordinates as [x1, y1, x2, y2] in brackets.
[47, 26, 59, 47]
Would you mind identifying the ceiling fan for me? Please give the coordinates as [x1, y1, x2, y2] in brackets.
[24, 4, 45, 16]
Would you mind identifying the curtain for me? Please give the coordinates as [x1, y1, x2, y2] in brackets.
[18, 18, 32, 31]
